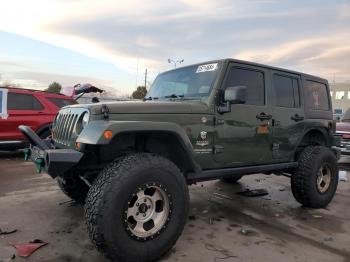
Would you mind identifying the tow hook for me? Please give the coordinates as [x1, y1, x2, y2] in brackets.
[23, 148, 31, 161]
[34, 158, 44, 173]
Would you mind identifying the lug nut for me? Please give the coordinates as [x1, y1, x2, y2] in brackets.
[144, 199, 147, 203]
[136, 203, 139, 207]
[143, 213, 146, 217]
[136, 212, 139, 216]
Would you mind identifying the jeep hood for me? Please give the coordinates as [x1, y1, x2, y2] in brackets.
[71, 100, 210, 115]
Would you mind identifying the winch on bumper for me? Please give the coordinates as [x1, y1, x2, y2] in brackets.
[19, 125, 83, 178]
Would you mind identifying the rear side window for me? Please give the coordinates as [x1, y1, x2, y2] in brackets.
[225, 67, 265, 105]
[305, 81, 330, 111]
[8, 93, 43, 110]
[274, 74, 300, 108]
[47, 97, 77, 108]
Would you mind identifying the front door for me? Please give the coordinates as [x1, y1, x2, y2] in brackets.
[271, 71, 305, 162]
[214, 63, 273, 168]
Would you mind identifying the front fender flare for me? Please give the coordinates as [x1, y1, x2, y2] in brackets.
[76, 120, 199, 171]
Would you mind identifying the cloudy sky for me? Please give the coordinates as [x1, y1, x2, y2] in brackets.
[0, 0, 349, 95]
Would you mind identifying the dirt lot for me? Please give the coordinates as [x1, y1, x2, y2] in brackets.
[0, 151, 350, 262]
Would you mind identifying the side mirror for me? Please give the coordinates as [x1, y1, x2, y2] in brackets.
[218, 86, 247, 114]
[224, 85, 246, 104]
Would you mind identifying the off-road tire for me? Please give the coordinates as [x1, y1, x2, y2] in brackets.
[220, 175, 242, 184]
[57, 173, 89, 204]
[84, 153, 189, 262]
[39, 129, 51, 139]
[291, 146, 338, 208]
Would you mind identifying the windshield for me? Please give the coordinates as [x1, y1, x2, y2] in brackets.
[146, 62, 221, 101]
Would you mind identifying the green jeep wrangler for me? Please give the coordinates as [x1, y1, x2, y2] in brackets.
[20, 58, 340, 262]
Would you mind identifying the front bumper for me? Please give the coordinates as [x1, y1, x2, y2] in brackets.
[19, 125, 83, 178]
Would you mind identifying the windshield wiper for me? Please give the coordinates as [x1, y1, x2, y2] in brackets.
[164, 94, 184, 99]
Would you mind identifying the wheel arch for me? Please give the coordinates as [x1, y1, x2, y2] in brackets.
[77, 121, 200, 175]
[295, 128, 331, 159]
[36, 123, 52, 137]
[298, 128, 330, 146]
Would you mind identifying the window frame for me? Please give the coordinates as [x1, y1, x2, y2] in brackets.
[47, 97, 77, 108]
[221, 65, 266, 106]
[272, 72, 301, 109]
[7, 92, 44, 111]
[335, 91, 345, 100]
[304, 79, 330, 111]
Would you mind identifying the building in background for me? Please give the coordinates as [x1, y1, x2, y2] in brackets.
[330, 83, 350, 119]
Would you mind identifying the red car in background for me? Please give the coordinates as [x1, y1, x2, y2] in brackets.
[0, 87, 76, 149]
[336, 108, 350, 154]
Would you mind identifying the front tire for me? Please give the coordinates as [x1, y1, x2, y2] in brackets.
[291, 146, 338, 208]
[39, 128, 52, 139]
[57, 173, 89, 204]
[84, 153, 189, 262]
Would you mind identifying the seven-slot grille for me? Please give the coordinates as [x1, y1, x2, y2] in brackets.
[53, 108, 85, 146]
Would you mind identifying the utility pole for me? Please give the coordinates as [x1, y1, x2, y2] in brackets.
[135, 58, 139, 87]
[144, 69, 148, 89]
[168, 58, 184, 68]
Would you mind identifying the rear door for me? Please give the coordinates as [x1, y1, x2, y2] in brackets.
[3, 92, 46, 140]
[271, 70, 305, 162]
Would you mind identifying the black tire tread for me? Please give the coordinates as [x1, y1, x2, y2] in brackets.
[57, 175, 89, 204]
[84, 153, 189, 262]
[291, 146, 338, 208]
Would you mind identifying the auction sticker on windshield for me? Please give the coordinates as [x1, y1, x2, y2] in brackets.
[196, 63, 218, 73]
[0, 88, 8, 119]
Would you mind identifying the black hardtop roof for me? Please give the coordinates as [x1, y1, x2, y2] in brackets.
[165, 58, 327, 83]
[224, 58, 327, 82]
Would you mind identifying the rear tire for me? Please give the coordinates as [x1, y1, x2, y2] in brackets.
[57, 173, 89, 204]
[220, 175, 242, 184]
[291, 146, 338, 208]
[84, 153, 189, 262]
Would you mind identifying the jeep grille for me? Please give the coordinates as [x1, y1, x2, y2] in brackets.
[52, 108, 87, 146]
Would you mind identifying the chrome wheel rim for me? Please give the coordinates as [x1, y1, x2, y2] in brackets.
[125, 184, 170, 240]
[317, 165, 332, 193]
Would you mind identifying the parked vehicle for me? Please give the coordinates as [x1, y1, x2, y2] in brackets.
[21, 58, 340, 262]
[0, 87, 76, 149]
[336, 108, 350, 151]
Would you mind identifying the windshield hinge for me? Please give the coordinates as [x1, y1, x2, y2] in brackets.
[101, 104, 110, 120]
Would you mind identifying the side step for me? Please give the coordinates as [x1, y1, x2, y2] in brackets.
[188, 162, 298, 182]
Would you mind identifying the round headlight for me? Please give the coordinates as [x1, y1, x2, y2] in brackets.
[82, 112, 90, 128]
[75, 111, 90, 134]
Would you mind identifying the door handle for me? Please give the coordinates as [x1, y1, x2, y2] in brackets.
[256, 112, 272, 120]
[291, 114, 304, 121]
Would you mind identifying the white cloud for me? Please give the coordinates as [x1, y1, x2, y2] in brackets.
[234, 32, 350, 80]
[0, 0, 349, 85]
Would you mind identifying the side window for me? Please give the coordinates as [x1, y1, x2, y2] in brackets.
[47, 98, 77, 108]
[8, 93, 44, 110]
[305, 81, 330, 111]
[273, 74, 300, 108]
[225, 67, 265, 105]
